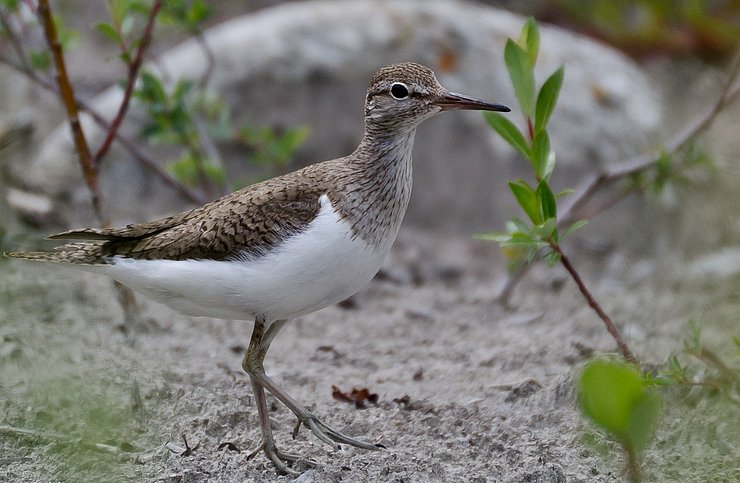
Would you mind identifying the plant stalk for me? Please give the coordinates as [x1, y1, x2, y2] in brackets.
[550, 242, 637, 363]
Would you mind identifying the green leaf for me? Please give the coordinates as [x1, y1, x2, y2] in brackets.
[531, 130, 551, 180]
[95, 22, 121, 44]
[508, 180, 540, 225]
[532, 217, 557, 240]
[555, 188, 575, 198]
[0, 0, 20, 11]
[29, 50, 51, 70]
[473, 232, 516, 244]
[53, 14, 79, 52]
[579, 359, 662, 455]
[518, 17, 540, 66]
[544, 250, 560, 267]
[502, 233, 547, 248]
[483, 112, 530, 159]
[535, 66, 564, 134]
[504, 39, 535, 118]
[536, 179, 557, 221]
[120, 14, 135, 38]
[561, 220, 588, 240]
[626, 390, 662, 454]
[511, 217, 530, 234]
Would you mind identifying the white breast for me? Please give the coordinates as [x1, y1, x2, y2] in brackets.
[94, 195, 391, 321]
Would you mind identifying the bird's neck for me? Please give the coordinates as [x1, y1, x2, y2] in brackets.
[353, 119, 419, 167]
[338, 125, 417, 248]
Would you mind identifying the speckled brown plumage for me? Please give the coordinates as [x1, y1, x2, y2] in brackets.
[10, 63, 446, 265]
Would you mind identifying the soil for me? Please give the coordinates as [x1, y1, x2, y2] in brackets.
[1, 222, 739, 482]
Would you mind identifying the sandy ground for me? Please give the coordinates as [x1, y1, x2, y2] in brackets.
[1, 223, 739, 482]
[0, 8, 738, 480]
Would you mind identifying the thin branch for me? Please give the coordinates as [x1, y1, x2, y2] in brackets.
[93, 0, 163, 165]
[551, 242, 636, 362]
[0, 8, 31, 71]
[560, 56, 740, 227]
[37, 0, 104, 222]
[496, 58, 740, 303]
[689, 348, 740, 385]
[0, 53, 204, 205]
[83, 102, 206, 204]
[195, 31, 215, 89]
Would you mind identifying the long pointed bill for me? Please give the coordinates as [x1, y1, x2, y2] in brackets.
[436, 91, 510, 112]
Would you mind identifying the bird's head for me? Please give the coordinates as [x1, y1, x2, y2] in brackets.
[364, 62, 510, 133]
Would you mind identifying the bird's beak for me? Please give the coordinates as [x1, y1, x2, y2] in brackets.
[436, 91, 510, 112]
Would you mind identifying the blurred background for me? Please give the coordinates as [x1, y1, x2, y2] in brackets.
[1, 1, 738, 268]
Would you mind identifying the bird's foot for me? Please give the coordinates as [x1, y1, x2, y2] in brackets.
[247, 439, 317, 476]
[292, 413, 386, 451]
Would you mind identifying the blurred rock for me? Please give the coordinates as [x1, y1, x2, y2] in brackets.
[14, 0, 661, 241]
[6, 188, 54, 224]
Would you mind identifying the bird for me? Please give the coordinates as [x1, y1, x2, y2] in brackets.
[7, 62, 509, 474]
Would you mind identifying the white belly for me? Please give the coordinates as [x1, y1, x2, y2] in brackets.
[94, 195, 392, 320]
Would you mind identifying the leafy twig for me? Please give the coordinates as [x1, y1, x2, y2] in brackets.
[0, 52, 204, 205]
[495, 56, 740, 303]
[93, 0, 163, 165]
[37, 0, 103, 222]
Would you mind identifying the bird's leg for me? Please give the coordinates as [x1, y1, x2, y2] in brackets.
[245, 318, 383, 452]
[243, 316, 314, 475]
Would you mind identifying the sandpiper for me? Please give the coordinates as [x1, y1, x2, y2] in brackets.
[7, 62, 509, 474]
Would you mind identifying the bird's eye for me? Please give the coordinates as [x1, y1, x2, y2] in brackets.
[390, 82, 409, 100]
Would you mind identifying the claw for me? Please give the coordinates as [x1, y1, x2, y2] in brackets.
[292, 413, 383, 452]
[247, 439, 317, 476]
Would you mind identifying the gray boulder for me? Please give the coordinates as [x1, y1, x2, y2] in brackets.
[15, 0, 661, 236]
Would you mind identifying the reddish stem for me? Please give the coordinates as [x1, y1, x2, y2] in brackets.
[37, 0, 104, 223]
[550, 242, 637, 363]
[93, 0, 163, 164]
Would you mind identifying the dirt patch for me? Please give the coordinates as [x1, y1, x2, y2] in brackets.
[1, 227, 738, 482]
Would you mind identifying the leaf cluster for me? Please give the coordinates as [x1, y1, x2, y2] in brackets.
[631, 142, 715, 198]
[90, 1, 305, 194]
[477, 18, 584, 269]
[133, 71, 307, 191]
[647, 321, 740, 394]
[579, 359, 662, 480]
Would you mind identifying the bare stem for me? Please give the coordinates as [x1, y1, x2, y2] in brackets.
[195, 31, 215, 89]
[37, 0, 104, 223]
[93, 0, 163, 165]
[625, 443, 641, 483]
[550, 242, 637, 362]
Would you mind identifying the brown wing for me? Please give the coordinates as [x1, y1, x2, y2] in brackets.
[44, 169, 330, 262]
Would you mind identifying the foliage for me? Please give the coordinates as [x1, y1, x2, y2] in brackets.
[648, 321, 740, 395]
[631, 142, 716, 199]
[578, 359, 662, 481]
[476, 18, 585, 271]
[552, 0, 740, 58]
[0, 0, 306, 201]
[132, 71, 309, 192]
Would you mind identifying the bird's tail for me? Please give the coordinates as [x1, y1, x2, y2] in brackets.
[5, 242, 109, 265]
